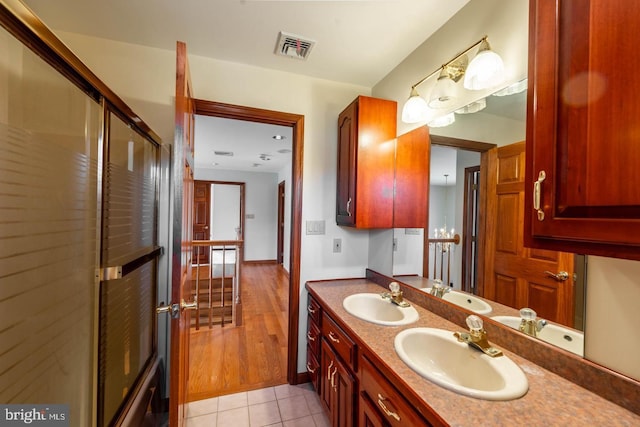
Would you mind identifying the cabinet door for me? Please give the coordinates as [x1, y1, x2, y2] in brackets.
[525, 0, 640, 259]
[321, 339, 355, 427]
[336, 100, 357, 226]
[394, 125, 430, 228]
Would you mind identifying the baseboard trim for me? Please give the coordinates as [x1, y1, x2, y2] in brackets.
[243, 259, 277, 265]
[296, 371, 311, 385]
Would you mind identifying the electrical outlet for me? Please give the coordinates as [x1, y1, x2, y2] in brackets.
[333, 238, 342, 253]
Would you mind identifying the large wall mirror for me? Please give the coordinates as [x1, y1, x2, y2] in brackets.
[391, 85, 588, 358]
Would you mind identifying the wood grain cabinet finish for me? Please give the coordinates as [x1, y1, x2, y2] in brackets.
[306, 295, 322, 394]
[336, 96, 397, 228]
[321, 339, 356, 427]
[394, 126, 430, 228]
[359, 355, 431, 427]
[525, 0, 640, 259]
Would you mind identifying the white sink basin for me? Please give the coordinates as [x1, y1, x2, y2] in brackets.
[342, 293, 419, 326]
[423, 288, 492, 315]
[394, 327, 528, 400]
[491, 316, 584, 357]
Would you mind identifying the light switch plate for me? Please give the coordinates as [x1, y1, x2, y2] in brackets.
[306, 220, 325, 235]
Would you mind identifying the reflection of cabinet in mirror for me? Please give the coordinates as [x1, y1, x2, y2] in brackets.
[336, 97, 429, 228]
[525, 0, 640, 259]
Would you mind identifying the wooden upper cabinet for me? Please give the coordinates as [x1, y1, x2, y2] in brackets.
[336, 96, 397, 228]
[394, 126, 430, 228]
[524, 0, 640, 259]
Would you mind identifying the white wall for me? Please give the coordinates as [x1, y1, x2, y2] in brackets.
[195, 169, 277, 261]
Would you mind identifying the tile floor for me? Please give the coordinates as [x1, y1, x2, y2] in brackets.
[186, 383, 331, 427]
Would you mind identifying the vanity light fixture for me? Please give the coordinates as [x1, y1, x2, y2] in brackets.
[401, 36, 505, 123]
[428, 112, 455, 128]
[455, 97, 486, 114]
[428, 67, 459, 108]
[463, 38, 505, 90]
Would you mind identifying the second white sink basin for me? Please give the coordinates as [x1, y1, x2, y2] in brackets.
[394, 327, 528, 400]
[423, 288, 493, 315]
[491, 316, 584, 356]
[342, 293, 419, 326]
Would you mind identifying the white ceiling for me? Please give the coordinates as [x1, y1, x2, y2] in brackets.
[194, 116, 292, 173]
[22, 0, 472, 174]
[23, 0, 470, 87]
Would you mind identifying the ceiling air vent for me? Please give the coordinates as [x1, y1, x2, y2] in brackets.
[214, 151, 234, 156]
[274, 31, 315, 60]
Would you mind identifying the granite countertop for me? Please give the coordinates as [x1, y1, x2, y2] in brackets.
[307, 279, 640, 427]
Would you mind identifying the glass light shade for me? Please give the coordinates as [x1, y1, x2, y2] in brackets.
[401, 88, 429, 123]
[455, 98, 486, 114]
[463, 40, 505, 90]
[429, 72, 458, 108]
[428, 112, 455, 128]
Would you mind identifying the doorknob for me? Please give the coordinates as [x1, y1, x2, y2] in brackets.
[156, 298, 198, 318]
[544, 271, 569, 281]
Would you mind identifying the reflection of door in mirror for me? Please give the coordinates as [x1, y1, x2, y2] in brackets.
[480, 142, 576, 328]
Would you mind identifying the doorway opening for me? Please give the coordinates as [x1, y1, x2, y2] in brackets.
[187, 99, 304, 400]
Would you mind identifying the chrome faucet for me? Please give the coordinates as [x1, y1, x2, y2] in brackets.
[429, 279, 450, 298]
[518, 308, 547, 337]
[381, 282, 410, 307]
[454, 315, 503, 357]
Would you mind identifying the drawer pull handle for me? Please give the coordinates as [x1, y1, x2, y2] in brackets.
[377, 394, 400, 422]
[306, 362, 316, 374]
[308, 305, 316, 315]
[346, 197, 352, 216]
[533, 170, 546, 221]
[307, 331, 316, 342]
[328, 331, 340, 343]
[331, 366, 338, 390]
[327, 361, 334, 381]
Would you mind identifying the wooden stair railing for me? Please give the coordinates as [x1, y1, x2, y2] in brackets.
[191, 240, 244, 329]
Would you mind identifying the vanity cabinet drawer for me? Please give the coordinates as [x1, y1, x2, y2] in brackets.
[307, 318, 321, 356]
[360, 355, 430, 427]
[308, 295, 321, 325]
[306, 346, 320, 393]
[322, 312, 356, 370]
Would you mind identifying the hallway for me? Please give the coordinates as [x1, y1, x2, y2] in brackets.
[188, 263, 290, 402]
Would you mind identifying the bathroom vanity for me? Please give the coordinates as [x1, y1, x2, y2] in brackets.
[306, 276, 640, 426]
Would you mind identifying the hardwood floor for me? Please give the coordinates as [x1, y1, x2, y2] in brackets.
[187, 263, 289, 402]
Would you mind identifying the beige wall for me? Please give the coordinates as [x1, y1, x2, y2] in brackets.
[372, 0, 529, 136]
[586, 257, 640, 381]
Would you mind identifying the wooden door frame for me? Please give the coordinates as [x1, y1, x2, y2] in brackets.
[193, 99, 304, 385]
[277, 181, 285, 265]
